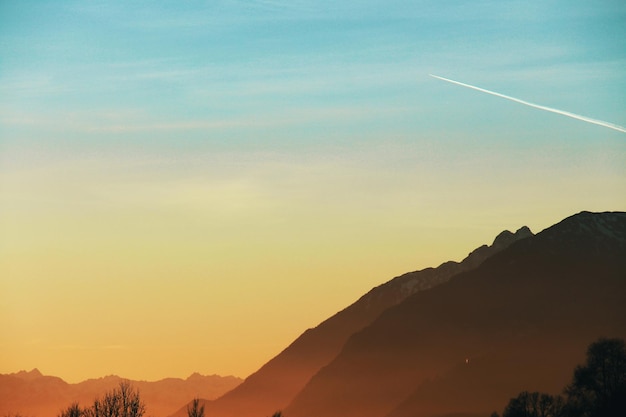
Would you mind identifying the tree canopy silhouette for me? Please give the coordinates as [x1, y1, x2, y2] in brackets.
[498, 338, 626, 417]
[565, 338, 626, 417]
[502, 391, 564, 417]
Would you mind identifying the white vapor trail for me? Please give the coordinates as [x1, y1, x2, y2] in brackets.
[429, 74, 626, 134]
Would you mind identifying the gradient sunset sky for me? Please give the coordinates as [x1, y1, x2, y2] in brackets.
[1, 1, 625, 383]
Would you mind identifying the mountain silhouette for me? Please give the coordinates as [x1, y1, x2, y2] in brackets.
[0, 369, 241, 417]
[9, 211, 622, 417]
[284, 211, 626, 417]
[173, 226, 533, 417]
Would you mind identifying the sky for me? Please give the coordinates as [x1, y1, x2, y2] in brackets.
[1, 0, 625, 383]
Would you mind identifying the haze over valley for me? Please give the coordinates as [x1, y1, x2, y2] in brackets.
[1, 1, 625, 417]
[4, 211, 626, 417]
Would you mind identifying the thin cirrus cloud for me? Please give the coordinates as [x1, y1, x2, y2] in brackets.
[0, 102, 411, 134]
[51, 345, 128, 351]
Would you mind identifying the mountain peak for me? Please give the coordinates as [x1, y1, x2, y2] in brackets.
[492, 225, 533, 249]
[14, 368, 43, 380]
[565, 211, 625, 240]
[536, 211, 626, 253]
[187, 372, 204, 381]
[463, 225, 533, 269]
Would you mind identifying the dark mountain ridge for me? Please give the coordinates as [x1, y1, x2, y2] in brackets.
[284, 211, 626, 417]
[176, 225, 533, 417]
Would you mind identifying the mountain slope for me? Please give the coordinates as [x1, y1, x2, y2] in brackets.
[177, 227, 532, 417]
[284, 211, 626, 417]
[0, 370, 241, 417]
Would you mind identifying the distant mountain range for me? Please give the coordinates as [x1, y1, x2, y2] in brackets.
[173, 211, 626, 417]
[0, 369, 241, 417]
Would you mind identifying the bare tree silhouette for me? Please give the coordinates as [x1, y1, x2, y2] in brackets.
[58, 403, 83, 417]
[187, 398, 205, 417]
[502, 391, 564, 417]
[58, 381, 145, 417]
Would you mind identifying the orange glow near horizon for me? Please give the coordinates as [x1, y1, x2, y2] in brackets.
[1, 145, 622, 382]
[2, 1, 625, 384]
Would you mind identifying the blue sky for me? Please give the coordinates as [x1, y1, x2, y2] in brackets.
[3, 0, 624, 142]
[1, 0, 625, 381]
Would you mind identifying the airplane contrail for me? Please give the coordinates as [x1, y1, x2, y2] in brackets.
[429, 74, 626, 134]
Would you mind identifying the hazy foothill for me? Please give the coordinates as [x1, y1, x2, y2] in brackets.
[0, 373, 241, 417]
[3, 211, 625, 417]
[49, 336, 626, 417]
[6, 334, 623, 417]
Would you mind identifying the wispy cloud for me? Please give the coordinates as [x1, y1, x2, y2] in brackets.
[1, 100, 413, 135]
[51, 344, 128, 351]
